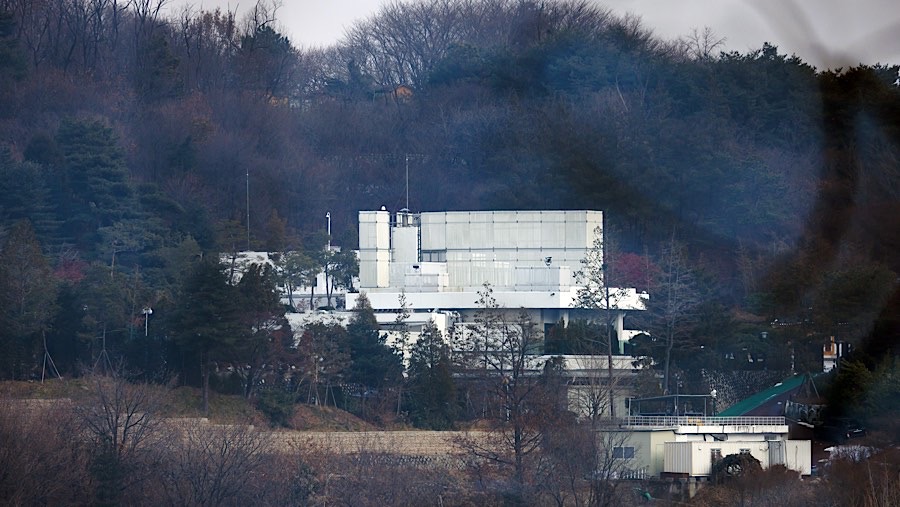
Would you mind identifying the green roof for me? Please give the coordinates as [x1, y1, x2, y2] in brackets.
[717, 375, 806, 416]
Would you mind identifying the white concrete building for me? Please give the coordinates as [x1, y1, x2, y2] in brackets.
[604, 416, 811, 478]
[347, 209, 646, 349]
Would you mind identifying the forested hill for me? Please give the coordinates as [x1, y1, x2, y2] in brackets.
[1, 2, 899, 384]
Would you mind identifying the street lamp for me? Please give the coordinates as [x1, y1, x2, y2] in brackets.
[142, 307, 153, 337]
[326, 212, 331, 250]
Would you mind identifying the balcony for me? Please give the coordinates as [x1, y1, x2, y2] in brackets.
[619, 416, 786, 427]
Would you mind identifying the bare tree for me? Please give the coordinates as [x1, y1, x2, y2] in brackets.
[568, 361, 626, 424]
[392, 289, 411, 416]
[0, 400, 89, 505]
[538, 424, 635, 507]
[649, 235, 702, 395]
[173, 4, 240, 93]
[681, 26, 726, 62]
[159, 421, 272, 506]
[574, 225, 631, 418]
[74, 371, 167, 505]
[454, 283, 554, 499]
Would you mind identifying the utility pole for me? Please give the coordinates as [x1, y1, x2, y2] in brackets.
[603, 214, 615, 419]
[604, 260, 615, 419]
[246, 167, 251, 250]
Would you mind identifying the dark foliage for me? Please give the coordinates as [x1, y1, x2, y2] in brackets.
[0, 0, 897, 428]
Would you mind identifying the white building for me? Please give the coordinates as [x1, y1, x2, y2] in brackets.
[604, 416, 811, 478]
[346, 208, 648, 417]
[347, 209, 646, 348]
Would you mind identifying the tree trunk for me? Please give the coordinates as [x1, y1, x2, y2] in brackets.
[202, 351, 210, 415]
[663, 330, 674, 395]
[606, 292, 616, 418]
[325, 264, 333, 307]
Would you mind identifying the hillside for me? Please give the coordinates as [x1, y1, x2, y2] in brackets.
[0, 379, 374, 430]
[0, 0, 898, 448]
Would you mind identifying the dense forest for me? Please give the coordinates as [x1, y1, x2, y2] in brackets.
[0, 0, 899, 429]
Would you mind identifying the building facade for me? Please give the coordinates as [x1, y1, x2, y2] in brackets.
[348, 208, 646, 348]
[604, 416, 811, 478]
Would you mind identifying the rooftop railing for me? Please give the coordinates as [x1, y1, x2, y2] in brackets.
[619, 416, 786, 427]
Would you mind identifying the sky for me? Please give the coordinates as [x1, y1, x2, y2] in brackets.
[166, 0, 900, 70]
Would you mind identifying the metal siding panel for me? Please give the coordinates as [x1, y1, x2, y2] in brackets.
[392, 227, 419, 262]
[420, 213, 446, 251]
[664, 442, 692, 474]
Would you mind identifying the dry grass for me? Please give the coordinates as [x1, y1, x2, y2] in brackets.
[289, 404, 377, 431]
[0, 380, 375, 430]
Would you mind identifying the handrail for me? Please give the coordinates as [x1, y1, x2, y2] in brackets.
[619, 416, 786, 427]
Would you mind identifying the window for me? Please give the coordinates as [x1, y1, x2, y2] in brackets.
[711, 449, 722, 463]
[613, 446, 635, 459]
[740, 448, 751, 455]
[421, 250, 446, 262]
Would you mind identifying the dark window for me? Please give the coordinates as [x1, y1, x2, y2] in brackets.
[613, 446, 635, 459]
[421, 250, 446, 262]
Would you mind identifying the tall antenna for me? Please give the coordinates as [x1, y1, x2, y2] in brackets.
[405, 154, 410, 209]
[246, 167, 251, 250]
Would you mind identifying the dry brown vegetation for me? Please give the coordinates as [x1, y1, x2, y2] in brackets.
[6, 376, 900, 506]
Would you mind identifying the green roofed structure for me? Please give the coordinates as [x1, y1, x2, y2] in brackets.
[717, 375, 806, 417]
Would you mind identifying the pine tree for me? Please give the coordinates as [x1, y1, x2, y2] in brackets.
[234, 263, 285, 398]
[171, 259, 242, 414]
[407, 321, 457, 429]
[0, 150, 61, 248]
[54, 119, 137, 255]
[298, 322, 350, 406]
[275, 250, 320, 310]
[345, 294, 402, 415]
[0, 220, 58, 379]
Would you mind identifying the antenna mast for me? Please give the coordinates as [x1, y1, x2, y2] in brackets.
[246, 167, 250, 250]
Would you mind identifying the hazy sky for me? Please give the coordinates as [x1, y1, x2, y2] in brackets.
[167, 0, 900, 69]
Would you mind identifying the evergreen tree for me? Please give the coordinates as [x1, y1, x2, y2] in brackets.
[276, 250, 320, 310]
[0, 8, 26, 103]
[406, 321, 457, 429]
[54, 119, 137, 255]
[345, 294, 402, 415]
[297, 322, 350, 406]
[76, 263, 132, 373]
[0, 220, 58, 379]
[0, 150, 60, 246]
[320, 247, 359, 308]
[233, 263, 286, 398]
[171, 258, 242, 414]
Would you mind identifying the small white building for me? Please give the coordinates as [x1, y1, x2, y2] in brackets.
[603, 416, 811, 478]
